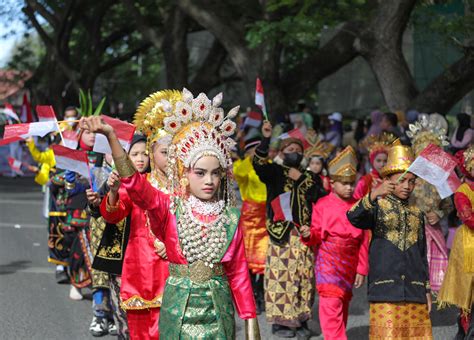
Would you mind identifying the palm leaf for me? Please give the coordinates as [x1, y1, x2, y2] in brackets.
[93, 97, 106, 116]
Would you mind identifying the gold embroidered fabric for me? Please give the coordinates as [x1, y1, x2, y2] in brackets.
[121, 294, 163, 310]
[375, 196, 422, 251]
[49, 211, 67, 217]
[113, 153, 136, 178]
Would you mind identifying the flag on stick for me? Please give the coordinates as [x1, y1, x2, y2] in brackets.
[244, 111, 263, 128]
[20, 93, 34, 123]
[2, 104, 20, 122]
[408, 143, 460, 199]
[8, 157, 24, 175]
[255, 78, 268, 120]
[0, 136, 23, 146]
[271, 192, 293, 223]
[36, 105, 57, 122]
[3, 121, 58, 139]
[93, 115, 136, 154]
[62, 130, 79, 149]
[278, 128, 311, 149]
[52, 145, 91, 180]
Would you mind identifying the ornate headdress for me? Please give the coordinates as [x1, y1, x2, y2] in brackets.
[360, 132, 397, 165]
[133, 90, 182, 146]
[328, 146, 357, 182]
[406, 113, 449, 156]
[158, 88, 239, 207]
[456, 145, 474, 179]
[304, 136, 334, 160]
[380, 140, 414, 177]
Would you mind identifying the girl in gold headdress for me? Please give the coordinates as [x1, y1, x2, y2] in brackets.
[82, 88, 260, 339]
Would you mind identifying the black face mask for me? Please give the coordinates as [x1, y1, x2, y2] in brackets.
[283, 152, 303, 167]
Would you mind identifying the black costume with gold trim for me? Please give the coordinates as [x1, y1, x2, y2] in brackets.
[347, 194, 430, 303]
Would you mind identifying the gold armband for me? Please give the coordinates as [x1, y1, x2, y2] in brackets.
[245, 318, 261, 340]
[113, 153, 136, 178]
[65, 181, 75, 190]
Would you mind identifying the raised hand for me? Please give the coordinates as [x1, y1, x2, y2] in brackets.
[107, 170, 121, 193]
[262, 120, 272, 138]
[370, 179, 395, 201]
[79, 116, 113, 137]
[86, 189, 101, 207]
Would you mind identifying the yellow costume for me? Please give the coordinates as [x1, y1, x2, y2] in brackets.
[233, 156, 268, 274]
[26, 140, 56, 185]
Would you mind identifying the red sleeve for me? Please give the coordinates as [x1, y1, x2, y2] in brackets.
[301, 200, 323, 246]
[454, 191, 474, 229]
[222, 227, 257, 320]
[353, 176, 369, 200]
[99, 187, 132, 224]
[120, 172, 171, 239]
[356, 230, 370, 275]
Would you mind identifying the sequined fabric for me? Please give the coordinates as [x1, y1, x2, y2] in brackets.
[159, 274, 235, 339]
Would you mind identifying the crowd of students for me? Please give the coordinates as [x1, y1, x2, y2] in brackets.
[17, 90, 474, 340]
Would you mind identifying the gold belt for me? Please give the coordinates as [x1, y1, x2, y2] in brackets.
[49, 212, 67, 217]
[169, 261, 225, 283]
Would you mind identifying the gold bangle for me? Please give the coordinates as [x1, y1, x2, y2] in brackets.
[65, 182, 75, 190]
[113, 153, 137, 178]
[245, 318, 261, 340]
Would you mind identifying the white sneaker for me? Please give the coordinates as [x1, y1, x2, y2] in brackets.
[89, 316, 108, 337]
[69, 285, 83, 300]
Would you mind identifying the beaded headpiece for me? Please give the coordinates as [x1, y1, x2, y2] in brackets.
[159, 88, 238, 206]
[360, 132, 397, 165]
[406, 113, 449, 156]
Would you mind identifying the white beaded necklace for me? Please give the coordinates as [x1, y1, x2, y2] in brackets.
[177, 196, 228, 268]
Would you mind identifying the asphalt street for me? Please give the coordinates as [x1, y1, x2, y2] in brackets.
[0, 176, 459, 339]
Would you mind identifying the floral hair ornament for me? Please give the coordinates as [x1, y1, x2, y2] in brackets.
[161, 88, 239, 208]
[406, 113, 449, 156]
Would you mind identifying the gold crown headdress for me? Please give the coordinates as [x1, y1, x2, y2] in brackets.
[406, 113, 449, 156]
[304, 136, 334, 160]
[159, 88, 239, 205]
[328, 146, 358, 182]
[133, 90, 182, 145]
[380, 139, 414, 177]
[360, 132, 397, 156]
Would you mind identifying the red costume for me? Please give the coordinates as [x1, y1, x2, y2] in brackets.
[119, 171, 256, 319]
[303, 192, 369, 340]
[100, 177, 169, 340]
[353, 169, 382, 200]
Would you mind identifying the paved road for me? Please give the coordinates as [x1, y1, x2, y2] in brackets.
[0, 176, 459, 339]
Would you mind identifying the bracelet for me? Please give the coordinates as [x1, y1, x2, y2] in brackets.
[65, 182, 75, 190]
[113, 153, 137, 178]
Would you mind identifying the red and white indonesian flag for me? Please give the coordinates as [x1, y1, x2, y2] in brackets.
[93, 115, 136, 154]
[0, 136, 23, 146]
[36, 105, 57, 122]
[62, 130, 79, 149]
[244, 111, 262, 128]
[52, 145, 91, 180]
[278, 128, 311, 149]
[2, 104, 20, 122]
[3, 121, 58, 139]
[271, 191, 293, 223]
[255, 78, 267, 118]
[8, 157, 23, 175]
[409, 143, 460, 199]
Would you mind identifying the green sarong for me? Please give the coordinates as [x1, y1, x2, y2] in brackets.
[159, 263, 235, 339]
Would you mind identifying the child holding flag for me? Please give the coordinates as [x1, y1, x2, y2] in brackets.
[347, 141, 433, 339]
[253, 120, 326, 338]
[300, 146, 369, 340]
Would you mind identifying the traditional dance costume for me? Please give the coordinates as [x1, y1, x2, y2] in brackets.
[407, 114, 451, 293]
[253, 136, 325, 331]
[111, 89, 260, 339]
[303, 146, 369, 340]
[347, 143, 433, 340]
[438, 146, 474, 338]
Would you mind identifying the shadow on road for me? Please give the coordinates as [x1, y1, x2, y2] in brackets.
[347, 325, 369, 339]
[0, 260, 32, 275]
